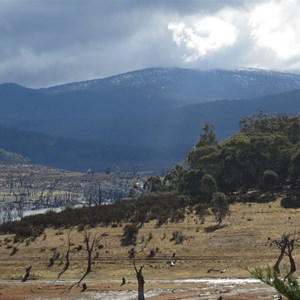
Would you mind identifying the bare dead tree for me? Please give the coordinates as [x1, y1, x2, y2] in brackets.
[93, 181, 103, 206]
[83, 180, 103, 206]
[272, 233, 299, 278]
[56, 231, 71, 281]
[133, 261, 145, 300]
[15, 195, 25, 219]
[81, 283, 87, 292]
[62, 185, 74, 205]
[6, 172, 15, 194]
[74, 227, 100, 288]
[285, 238, 297, 280]
[121, 277, 126, 286]
[23, 173, 34, 196]
[22, 265, 32, 282]
[273, 236, 288, 274]
[44, 181, 57, 206]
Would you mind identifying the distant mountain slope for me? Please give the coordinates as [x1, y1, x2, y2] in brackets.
[93, 88, 300, 161]
[1, 67, 300, 171]
[0, 126, 164, 171]
[0, 88, 299, 172]
[150, 88, 300, 151]
[42, 67, 300, 101]
[1, 68, 300, 140]
[0, 147, 28, 164]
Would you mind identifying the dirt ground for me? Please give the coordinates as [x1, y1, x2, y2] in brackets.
[0, 279, 285, 299]
[0, 198, 298, 299]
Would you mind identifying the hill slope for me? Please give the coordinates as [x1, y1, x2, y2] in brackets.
[0, 147, 28, 164]
[1, 67, 300, 139]
[1, 68, 300, 171]
[42, 67, 300, 101]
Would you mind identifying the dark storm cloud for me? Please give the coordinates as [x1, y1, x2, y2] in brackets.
[0, 0, 297, 87]
[0, 0, 173, 85]
[0, 0, 185, 87]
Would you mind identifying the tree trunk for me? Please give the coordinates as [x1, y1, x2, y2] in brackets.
[273, 246, 286, 274]
[286, 240, 296, 276]
[22, 266, 32, 282]
[289, 255, 296, 274]
[134, 263, 145, 300]
[56, 231, 71, 281]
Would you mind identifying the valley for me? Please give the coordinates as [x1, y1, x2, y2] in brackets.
[0, 69, 299, 299]
[3, 1, 300, 299]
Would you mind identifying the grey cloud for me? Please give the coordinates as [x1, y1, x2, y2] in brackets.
[0, 0, 181, 87]
[0, 0, 294, 87]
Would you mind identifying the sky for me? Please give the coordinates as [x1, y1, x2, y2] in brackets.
[1, 0, 300, 87]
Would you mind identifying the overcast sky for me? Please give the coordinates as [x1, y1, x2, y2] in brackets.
[1, 0, 300, 87]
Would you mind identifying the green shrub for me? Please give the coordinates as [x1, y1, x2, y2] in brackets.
[121, 224, 139, 246]
[170, 231, 187, 244]
[281, 189, 300, 208]
[263, 170, 279, 190]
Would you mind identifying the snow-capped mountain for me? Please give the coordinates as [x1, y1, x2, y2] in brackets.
[41, 67, 300, 103]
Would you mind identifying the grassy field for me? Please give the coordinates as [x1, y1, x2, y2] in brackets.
[0, 197, 298, 299]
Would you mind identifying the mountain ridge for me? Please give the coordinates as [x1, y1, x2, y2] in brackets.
[39, 67, 300, 97]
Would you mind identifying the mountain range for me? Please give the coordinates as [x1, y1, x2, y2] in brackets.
[0, 67, 300, 171]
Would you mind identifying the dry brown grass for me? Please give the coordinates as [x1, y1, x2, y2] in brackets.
[0, 198, 298, 299]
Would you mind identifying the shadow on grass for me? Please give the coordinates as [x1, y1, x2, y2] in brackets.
[204, 223, 228, 233]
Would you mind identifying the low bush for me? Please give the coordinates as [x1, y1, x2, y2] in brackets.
[170, 231, 187, 244]
[121, 224, 139, 246]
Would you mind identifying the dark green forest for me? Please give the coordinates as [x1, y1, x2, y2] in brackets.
[164, 111, 300, 206]
[171, 111, 300, 194]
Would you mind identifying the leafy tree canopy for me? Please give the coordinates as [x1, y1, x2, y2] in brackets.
[184, 112, 300, 193]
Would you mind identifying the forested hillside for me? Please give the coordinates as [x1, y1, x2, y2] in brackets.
[0, 126, 157, 171]
[1, 68, 300, 172]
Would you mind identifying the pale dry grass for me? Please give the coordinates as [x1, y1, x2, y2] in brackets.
[1, 199, 298, 299]
[0, 198, 299, 283]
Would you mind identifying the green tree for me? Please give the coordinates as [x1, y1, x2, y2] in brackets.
[121, 224, 139, 246]
[164, 165, 184, 191]
[212, 192, 229, 225]
[250, 266, 300, 300]
[144, 176, 163, 193]
[290, 147, 300, 184]
[180, 169, 204, 197]
[263, 170, 279, 190]
[201, 174, 217, 202]
[196, 123, 217, 147]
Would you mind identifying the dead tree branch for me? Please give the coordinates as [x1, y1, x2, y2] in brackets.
[56, 231, 71, 281]
[71, 227, 100, 289]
